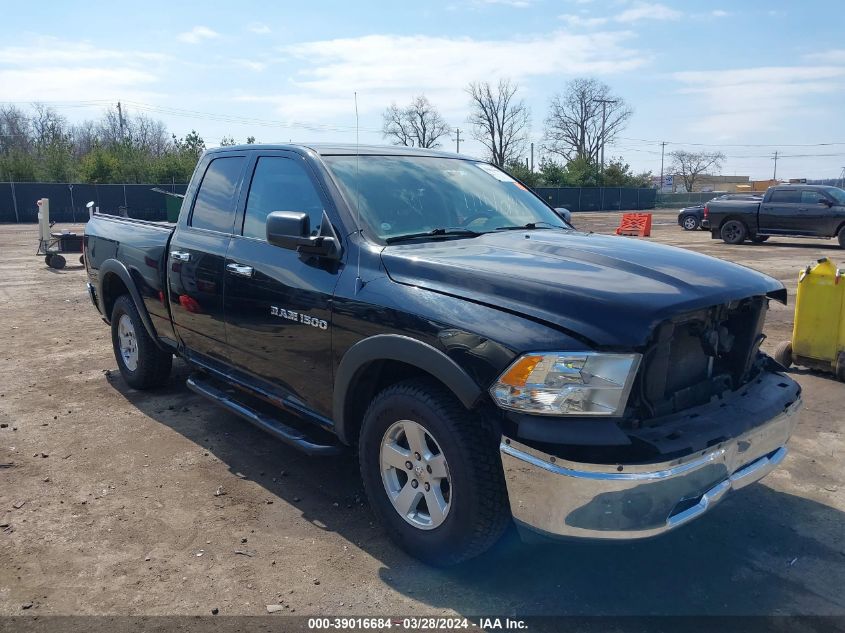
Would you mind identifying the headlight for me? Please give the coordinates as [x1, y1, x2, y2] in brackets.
[490, 352, 641, 416]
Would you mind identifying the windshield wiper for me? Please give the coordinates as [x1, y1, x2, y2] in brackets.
[385, 227, 483, 244]
[494, 221, 565, 231]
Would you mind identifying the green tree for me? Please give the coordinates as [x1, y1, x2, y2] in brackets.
[562, 157, 601, 187]
[246, 136, 256, 144]
[0, 149, 38, 181]
[220, 136, 237, 146]
[80, 146, 121, 183]
[504, 160, 540, 188]
[174, 130, 206, 159]
[538, 159, 567, 186]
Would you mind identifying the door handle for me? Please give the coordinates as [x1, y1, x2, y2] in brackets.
[170, 251, 191, 262]
[226, 262, 254, 277]
[797, 208, 807, 212]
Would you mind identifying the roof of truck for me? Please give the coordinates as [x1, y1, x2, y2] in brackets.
[206, 143, 466, 159]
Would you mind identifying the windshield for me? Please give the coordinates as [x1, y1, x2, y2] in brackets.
[824, 187, 845, 204]
[323, 155, 567, 242]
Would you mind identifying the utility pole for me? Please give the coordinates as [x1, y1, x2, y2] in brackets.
[117, 101, 125, 142]
[659, 141, 666, 190]
[530, 142, 534, 171]
[454, 128, 461, 154]
[594, 98, 618, 175]
[772, 150, 778, 181]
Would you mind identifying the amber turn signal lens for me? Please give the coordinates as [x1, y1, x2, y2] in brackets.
[498, 355, 543, 387]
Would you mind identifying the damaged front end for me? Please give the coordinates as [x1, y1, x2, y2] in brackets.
[498, 295, 802, 540]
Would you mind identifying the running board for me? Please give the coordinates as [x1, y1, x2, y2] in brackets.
[186, 375, 344, 456]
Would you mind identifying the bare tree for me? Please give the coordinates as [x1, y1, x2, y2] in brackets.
[669, 150, 725, 192]
[466, 79, 529, 167]
[382, 95, 451, 148]
[543, 78, 631, 163]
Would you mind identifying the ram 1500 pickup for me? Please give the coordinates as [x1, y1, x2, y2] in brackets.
[84, 144, 802, 565]
[707, 184, 845, 246]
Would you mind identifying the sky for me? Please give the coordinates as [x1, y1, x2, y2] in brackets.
[2, 0, 844, 180]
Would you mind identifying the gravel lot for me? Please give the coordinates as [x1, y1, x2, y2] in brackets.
[1, 211, 844, 617]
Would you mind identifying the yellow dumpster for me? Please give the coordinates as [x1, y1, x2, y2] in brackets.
[774, 257, 845, 381]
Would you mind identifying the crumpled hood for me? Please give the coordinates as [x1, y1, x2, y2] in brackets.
[380, 230, 785, 348]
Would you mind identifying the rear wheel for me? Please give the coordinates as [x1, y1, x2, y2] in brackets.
[110, 295, 172, 389]
[721, 220, 748, 244]
[358, 379, 510, 566]
[773, 340, 793, 369]
[49, 254, 66, 269]
[838, 227, 845, 248]
[681, 215, 699, 231]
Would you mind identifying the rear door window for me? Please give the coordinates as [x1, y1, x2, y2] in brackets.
[190, 156, 245, 233]
[768, 189, 800, 203]
[242, 156, 324, 240]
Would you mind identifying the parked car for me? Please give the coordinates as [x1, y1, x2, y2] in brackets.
[706, 185, 845, 245]
[83, 144, 801, 566]
[677, 204, 706, 231]
[678, 195, 761, 231]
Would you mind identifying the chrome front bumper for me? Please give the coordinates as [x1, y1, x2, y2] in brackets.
[500, 398, 801, 540]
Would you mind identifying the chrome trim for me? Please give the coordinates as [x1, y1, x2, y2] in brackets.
[500, 398, 801, 540]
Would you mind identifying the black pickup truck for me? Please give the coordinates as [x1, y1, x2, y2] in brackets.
[706, 184, 845, 245]
[84, 144, 802, 565]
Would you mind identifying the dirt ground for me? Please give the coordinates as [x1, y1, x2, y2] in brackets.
[1, 211, 844, 617]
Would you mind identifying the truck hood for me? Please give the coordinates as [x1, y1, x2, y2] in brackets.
[380, 230, 785, 348]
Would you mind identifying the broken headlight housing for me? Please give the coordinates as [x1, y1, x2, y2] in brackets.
[490, 352, 641, 416]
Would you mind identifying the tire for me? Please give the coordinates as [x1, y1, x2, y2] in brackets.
[110, 295, 172, 389]
[838, 227, 845, 248]
[79, 255, 85, 264]
[50, 254, 66, 269]
[358, 379, 510, 566]
[773, 340, 793, 369]
[721, 220, 748, 244]
[44, 254, 52, 266]
[751, 235, 770, 243]
[681, 215, 699, 231]
[836, 352, 845, 382]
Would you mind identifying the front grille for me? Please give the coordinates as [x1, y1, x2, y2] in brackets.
[631, 296, 768, 420]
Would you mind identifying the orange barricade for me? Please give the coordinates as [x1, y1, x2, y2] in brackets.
[615, 213, 652, 237]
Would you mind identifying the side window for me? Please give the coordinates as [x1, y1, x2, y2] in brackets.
[243, 157, 324, 240]
[769, 189, 799, 203]
[190, 156, 245, 233]
[800, 190, 825, 204]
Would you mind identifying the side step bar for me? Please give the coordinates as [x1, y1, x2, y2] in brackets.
[186, 375, 344, 456]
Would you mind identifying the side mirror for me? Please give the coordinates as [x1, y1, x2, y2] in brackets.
[266, 211, 339, 258]
[554, 207, 572, 224]
[821, 198, 834, 207]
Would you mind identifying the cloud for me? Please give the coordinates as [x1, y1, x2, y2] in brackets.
[559, 3, 681, 28]
[559, 14, 608, 27]
[248, 22, 272, 34]
[0, 38, 163, 102]
[0, 38, 166, 65]
[178, 26, 219, 44]
[471, 0, 533, 6]
[805, 49, 845, 64]
[0, 67, 158, 102]
[710, 9, 729, 17]
[673, 66, 845, 138]
[257, 31, 647, 122]
[614, 3, 682, 23]
[233, 58, 267, 72]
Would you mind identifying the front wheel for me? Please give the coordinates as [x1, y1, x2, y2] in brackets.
[111, 295, 172, 389]
[721, 220, 748, 244]
[358, 379, 510, 566]
[773, 340, 793, 369]
[838, 227, 845, 248]
[681, 215, 699, 231]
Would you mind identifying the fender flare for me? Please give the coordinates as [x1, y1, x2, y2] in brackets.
[333, 334, 483, 444]
[98, 258, 160, 345]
